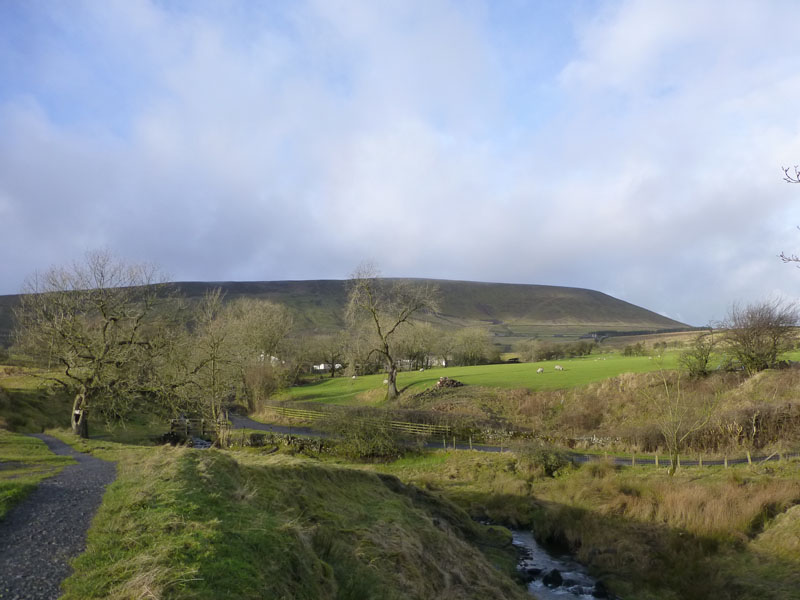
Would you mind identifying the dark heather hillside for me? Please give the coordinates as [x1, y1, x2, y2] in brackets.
[0, 279, 688, 346]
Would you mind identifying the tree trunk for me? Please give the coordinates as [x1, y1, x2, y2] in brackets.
[386, 364, 399, 400]
[668, 448, 678, 476]
[72, 391, 89, 438]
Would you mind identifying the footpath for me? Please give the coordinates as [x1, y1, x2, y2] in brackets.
[0, 435, 116, 600]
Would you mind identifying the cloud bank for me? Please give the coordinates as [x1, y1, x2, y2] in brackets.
[1, 0, 800, 325]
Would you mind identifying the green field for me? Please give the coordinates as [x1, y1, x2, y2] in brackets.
[279, 353, 681, 405]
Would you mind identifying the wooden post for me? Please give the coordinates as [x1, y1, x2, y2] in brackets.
[469, 435, 473, 450]
[631, 454, 635, 467]
[443, 435, 446, 450]
[655, 454, 659, 468]
[698, 454, 702, 467]
[724, 455, 728, 468]
[746, 450, 752, 466]
[453, 436, 456, 449]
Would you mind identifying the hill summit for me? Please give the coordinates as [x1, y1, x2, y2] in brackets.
[170, 279, 688, 341]
[0, 279, 688, 347]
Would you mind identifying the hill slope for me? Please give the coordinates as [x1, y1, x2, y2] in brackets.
[0, 279, 688, 347]
[171, 279, 688, 339]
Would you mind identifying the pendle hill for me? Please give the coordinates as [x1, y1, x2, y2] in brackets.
[0, 279, 688, 348]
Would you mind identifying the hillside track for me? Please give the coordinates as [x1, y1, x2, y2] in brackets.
[0, 434, 116, 600]
[231, 414, 797, 467]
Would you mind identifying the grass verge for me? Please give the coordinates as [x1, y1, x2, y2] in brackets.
[0, 429, 75, 519]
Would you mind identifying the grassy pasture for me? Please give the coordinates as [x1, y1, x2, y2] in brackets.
[279, 352, 681, 406]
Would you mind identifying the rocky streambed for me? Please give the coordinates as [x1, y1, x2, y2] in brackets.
[512, 529, 612, 599]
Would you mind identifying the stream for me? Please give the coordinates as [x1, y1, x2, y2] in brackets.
[511, 529, 611, 599]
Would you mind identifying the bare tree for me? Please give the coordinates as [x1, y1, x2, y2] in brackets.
[14, 251, 176, 437]
[780, 165, 800, 263]
[783, 165, 800, 184]
[394, 321, 439, 370]
[189, 292, 295, 417]
[346, 264, 438, 400]
[644, 371, 719, 476]
[451, 327, 497, 366]
[311, 332, 348, 378]
[678, 327, 717, 378]
[721, 299, 798, 375]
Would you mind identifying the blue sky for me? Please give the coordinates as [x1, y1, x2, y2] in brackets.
[2, 0, 800, 325]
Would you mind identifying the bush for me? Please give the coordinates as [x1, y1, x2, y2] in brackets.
[513, 440, 573, 478]
[321, 410, 423, 461]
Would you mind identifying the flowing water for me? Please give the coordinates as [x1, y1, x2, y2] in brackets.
[512, 529, 608, 599]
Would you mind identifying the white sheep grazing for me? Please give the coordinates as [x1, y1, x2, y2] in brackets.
[536, 367, 544, 374]
[383, 379, 389, 384]
[554, 365, 564, 371]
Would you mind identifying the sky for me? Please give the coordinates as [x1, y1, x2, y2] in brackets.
[2, 0, 800, 326]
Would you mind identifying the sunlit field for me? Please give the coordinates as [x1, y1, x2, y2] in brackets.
[278, 352, 681, 405]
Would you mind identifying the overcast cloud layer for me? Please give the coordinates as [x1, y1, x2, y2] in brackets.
[2, 0, 800, 325]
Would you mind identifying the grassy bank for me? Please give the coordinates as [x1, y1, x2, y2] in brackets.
[0, 366, 72, 431]
[0, 430, 75, 519]
[55, 434, 528, 600]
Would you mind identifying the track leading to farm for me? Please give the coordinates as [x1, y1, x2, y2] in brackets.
[0, 435, 116, 600]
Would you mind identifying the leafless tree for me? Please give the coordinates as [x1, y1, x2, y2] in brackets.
[644, 371, 719, 476]
[721, 299, 798, 375]
[346, 264, 439, 400]
[14, 251, 176, 437]
[189, 292, 294, 417]
[451, 327, 497, 366]
[678, 327, 717, 378]
[783, 165, 800, 184]
[311, 332, 348, 378]
[780, 165, 800, 264]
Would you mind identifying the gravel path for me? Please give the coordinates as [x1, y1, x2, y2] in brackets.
[0, 434, 116, 600]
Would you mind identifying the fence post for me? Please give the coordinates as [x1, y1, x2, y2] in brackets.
[724, 455, 728, 468]
[631, 454, 635, 467]
[453, 436, 456, 449]
[469, 435, 473, 450]
[655, 454, 659, 468]
[443, 435, 446, 450]
[698, 454, 703, 467]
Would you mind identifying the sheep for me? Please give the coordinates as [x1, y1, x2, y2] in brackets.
[536, 367, 544, 374]
[554, 365, 564, 371]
